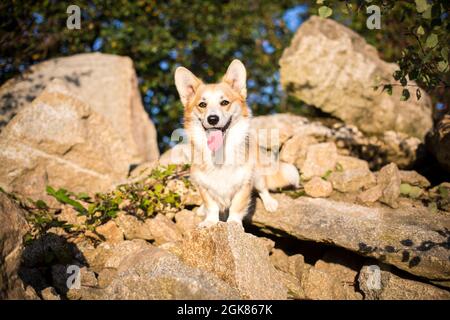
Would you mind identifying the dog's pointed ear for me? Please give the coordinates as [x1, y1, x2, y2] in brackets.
[175, 67, 203, 107]
[223, 59, 247, 98]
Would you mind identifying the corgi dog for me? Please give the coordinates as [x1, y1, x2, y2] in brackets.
[174, 59, 299, 227]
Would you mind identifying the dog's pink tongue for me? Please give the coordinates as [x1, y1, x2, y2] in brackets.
[207, 130, 223, 152]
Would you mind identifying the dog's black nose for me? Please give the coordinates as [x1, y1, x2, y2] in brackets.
[207, 115, 219, 126]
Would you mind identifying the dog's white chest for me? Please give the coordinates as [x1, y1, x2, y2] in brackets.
[192, 164, 252, 209]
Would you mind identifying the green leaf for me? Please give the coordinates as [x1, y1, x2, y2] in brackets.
[422, 6, 432, 19]
[400, 183, 412, 195]
[400, 89, 410, 101]
[382, 84, 393, 95]
[46, 186, 87, 214]
[438, 60, 449, 72]
[154, 183, 164, 194]
[77, 192, 91, 201]
[415, 0, 429, 13]
[409, 186, 422, 199]
[439, 186, 449, 199]
[318, 6, 333, 18]
[416, 26, 425, 36]
[322, 169, 333, 180]
[425, 33, 438, 48]
[441, 48, 449, 62]
[416, 89, 421, 100]
[400, 77, 407, 86]
[35, 200, 48, 209]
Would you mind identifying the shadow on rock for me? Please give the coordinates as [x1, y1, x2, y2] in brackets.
[19, 232, 88, 299]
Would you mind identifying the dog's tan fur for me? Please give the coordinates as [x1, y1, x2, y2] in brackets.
[175, 60, 299, 227]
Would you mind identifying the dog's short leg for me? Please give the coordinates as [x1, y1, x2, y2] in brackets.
[227, 183, 252, 226]
[254, 174, 278, 212]
[258, 189, 278, 212]
[198, 187, 220, 228]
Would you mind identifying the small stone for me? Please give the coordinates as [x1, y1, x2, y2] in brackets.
[304, 177, 333, 198]
[301, 250, 363, 300]
[301, 142, 338, 180]
[280, 134, 318, 169]
[115, 212, 154, 241]
[377, 163, 401, 208]
[40, 287, 61, 300]
[58, 205, 87, 226]
[270, 248, 290, 273]
[174, 209, 203, 235]
[358, 185, 383, 204]
[95, 220, 123, 243]
[399, 170, 430, 188]
[145, 214, 183, 245]
[329, 168, 376, 193]
[335, 155, 370, 171]
[80, 267, 98, 287]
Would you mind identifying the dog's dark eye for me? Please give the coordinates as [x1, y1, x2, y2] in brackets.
[198, 102, 207, 108]
[220, 100, 230, 106]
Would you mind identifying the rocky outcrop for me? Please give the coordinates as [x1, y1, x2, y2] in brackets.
[250, 193, 450, 282]
[0, 53, 158, 163]
[427, 114, 450, 173]
[0, 80, 132, 201]
[0, 193, 35, 299]
[67, 222, 288, 300]
[280, 16, 432, 139]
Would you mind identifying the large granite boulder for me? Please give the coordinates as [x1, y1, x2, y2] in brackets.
[0, 53, 158, 163]
[280, 16, 432, 139]
[0, 80, 131, 201]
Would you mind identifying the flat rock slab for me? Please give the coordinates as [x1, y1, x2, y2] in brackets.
[249, 194, 450, 281]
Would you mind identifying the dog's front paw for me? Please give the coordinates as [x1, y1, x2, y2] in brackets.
[198, 218, 219, 228]
[226, 216, 244, 228]
[263, 197, 278, 212]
